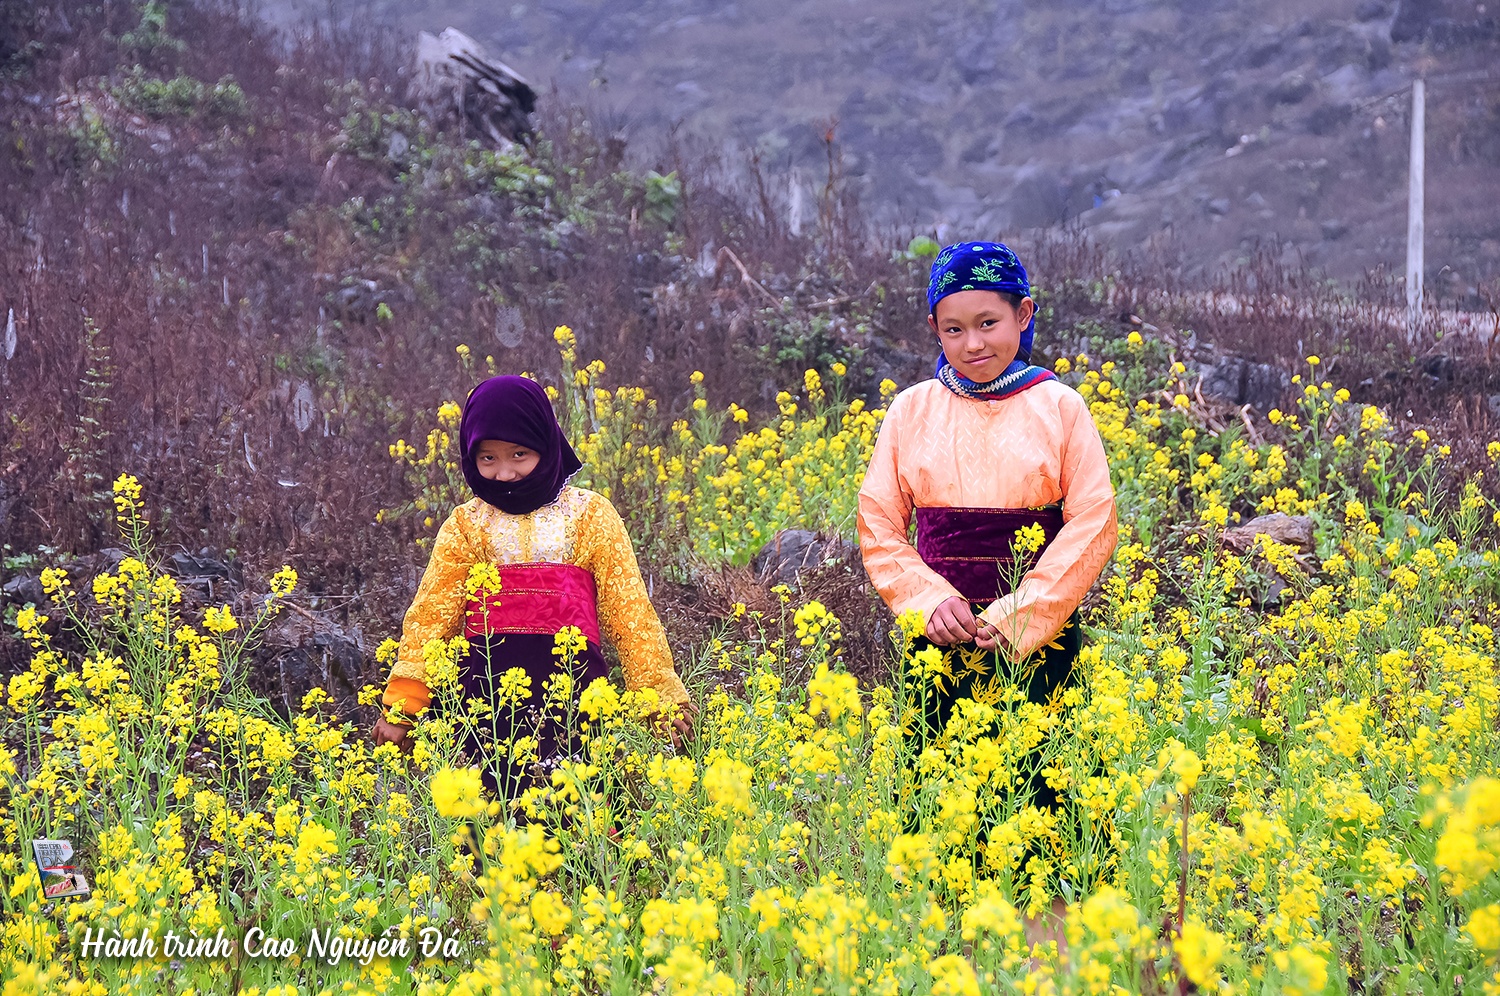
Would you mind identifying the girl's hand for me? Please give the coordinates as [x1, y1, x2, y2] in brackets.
[974, 619, 1010, 653]
[655, 700, 699, 751]
[926, 596, 980, 646]
[373, 716, 414, 751]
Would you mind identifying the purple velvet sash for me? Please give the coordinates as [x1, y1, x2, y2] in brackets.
[914, 505, 1064, 602]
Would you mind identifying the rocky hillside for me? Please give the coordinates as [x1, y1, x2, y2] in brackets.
[266, 0, 1500, 299]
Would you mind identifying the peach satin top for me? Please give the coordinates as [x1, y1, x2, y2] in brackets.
[857, 378, 1118, 658]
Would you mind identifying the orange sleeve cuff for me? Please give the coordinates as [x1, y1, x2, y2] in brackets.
[382, 677, 432, 717]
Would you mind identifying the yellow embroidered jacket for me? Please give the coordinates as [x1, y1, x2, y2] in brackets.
[383, 487, 688, 713]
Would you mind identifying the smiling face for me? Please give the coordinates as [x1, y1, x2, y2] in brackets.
[472, 438, 541, 482]
[928, 289, 1034, 384]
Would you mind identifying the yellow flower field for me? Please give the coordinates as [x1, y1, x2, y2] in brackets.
[2, 330, 1499, 995]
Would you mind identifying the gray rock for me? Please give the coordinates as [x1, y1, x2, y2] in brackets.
[1207, 197, 1232, 216]
[335, 280, 381, 323]
[411, 28, 536, 147]
[1305, 102, 1354, 135]
[166, 548, 238, 599]
[1268, 72, 1313, 105]
[263, 613, 368, 716]
[1222, 513, 1316, 553]
[1422, 353, 1454, 381]
[752, 530, 859, 586]
[1200, 355, 1290, 413]
[1, 573, 44, 607]
[1320, 218, 1349, 240]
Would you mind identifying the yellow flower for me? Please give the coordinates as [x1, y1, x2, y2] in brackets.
[750, 887, 789, 931]
[1176, 917, 1228, 986]
[530, 890, 572, 936]
[464, 561, 503, 598]
[1013, 522, 1047, 556]
[960, 883, 1022, 942]
[886, 833, 937, 886]
[202, 605, 238, 635]
[1465, 903, 1500, 952]
[703, 757, 754, 814]
[1271, 945, 1328, 996]
[375, 638, 400, 665]
[291, 821, 338, 874]
[647, 754, 696, 796]
[793, 600, 841, 646]
[1157, 739, 1202, 794]
[551, 625, 588, 659]
[928, 954, 980, 996]
[578, 679, 621, 720]
[807, 662, 862, 722]
[1434, 776, 1500, 895]
[112, 472, 143, 515]
[430, 767, 486, 819]
[39, 568, 69, 597]
[269, 566, 298, 597]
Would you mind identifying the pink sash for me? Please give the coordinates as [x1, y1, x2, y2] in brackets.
[463, 563, 602, 646]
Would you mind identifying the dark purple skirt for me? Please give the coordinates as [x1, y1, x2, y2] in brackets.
[914, 505, 1063, 602]
[453, 633, 610, 800]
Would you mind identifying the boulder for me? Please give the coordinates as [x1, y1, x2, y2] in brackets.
[751, 530, 859, 586]
[165, 548, 238, 599]
[0, 572, 43, 608]
[1199, 355, 1290, 414]
[1221, 513, 1316, 553]
[261, 612, 368, 716]
[411, 27, 537, 147]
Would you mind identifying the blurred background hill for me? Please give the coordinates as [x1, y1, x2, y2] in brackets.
[261, 0, 1500, 299]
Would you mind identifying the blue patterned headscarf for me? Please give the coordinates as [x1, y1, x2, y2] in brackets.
[928, 241, 1036, 360]
[927, 241, 1055, 401]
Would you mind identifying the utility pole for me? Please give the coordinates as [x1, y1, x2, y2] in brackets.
[1406, 77, 1425, 343]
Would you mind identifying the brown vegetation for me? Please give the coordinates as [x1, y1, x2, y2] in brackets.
[2, 1, 1497, 710]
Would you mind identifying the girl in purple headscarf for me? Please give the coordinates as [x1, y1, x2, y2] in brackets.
[374, 375, 694, 798]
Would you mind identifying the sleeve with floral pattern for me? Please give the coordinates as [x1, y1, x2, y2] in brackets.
[577, 493, 689, 705]
[383, 507, 481, 715]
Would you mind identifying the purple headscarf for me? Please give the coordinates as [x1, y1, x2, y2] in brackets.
[460, 375, 582, 515]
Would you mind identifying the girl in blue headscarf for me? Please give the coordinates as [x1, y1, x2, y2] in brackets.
[857, 240, 1119, 915]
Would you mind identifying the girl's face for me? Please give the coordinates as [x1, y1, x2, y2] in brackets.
[473, 438, 540, 481]
[928, 289, 1034, 384]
